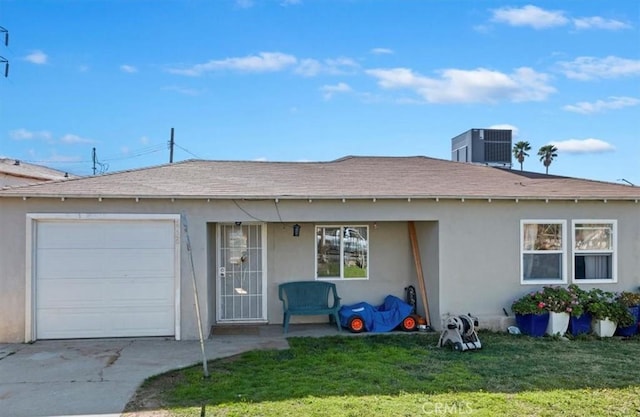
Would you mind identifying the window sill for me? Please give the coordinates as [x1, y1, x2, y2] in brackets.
[573, 278, 617, 284]
[521, 279, 568, 285]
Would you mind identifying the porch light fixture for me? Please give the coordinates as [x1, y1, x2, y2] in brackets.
[293, 224, 301, 237]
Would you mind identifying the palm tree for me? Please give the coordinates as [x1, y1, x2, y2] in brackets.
[538, 144, 558, 175]
[512, 141, 531, 171]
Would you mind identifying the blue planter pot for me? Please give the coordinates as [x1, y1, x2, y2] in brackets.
[516, 313, 549, 337]
[616, 306, 639, 337]
[569, 313, 592, 336]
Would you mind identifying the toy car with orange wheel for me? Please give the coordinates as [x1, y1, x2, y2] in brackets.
[339, 295, 418, 333]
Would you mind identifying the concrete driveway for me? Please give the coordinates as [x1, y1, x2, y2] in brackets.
[0, 333, 291, 417]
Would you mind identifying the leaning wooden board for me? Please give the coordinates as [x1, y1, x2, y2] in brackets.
[408, 221, 431, 326]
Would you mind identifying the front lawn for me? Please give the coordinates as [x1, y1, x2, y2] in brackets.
[125, 332, 640, 416]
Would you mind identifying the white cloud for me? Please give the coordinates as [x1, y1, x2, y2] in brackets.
[563, 96, 640, 114]
[366, 66, 555, 104]
[168, 52, 297, 76]
[557, 56, 640, 80]
[491, 5, 568, 29]
[24, 50, 48, 65]
[254, 157, 268, 161]
[163, 85, 203, 96]
[140, 136, 150, 145]
[27, 150, 82, 163]
[120, 64, 138, 73]
[488, 124, 519, 137]
[371, 48, 394, 55]
[573, 16, 631, 31]
[235, 0, 254, 8]
[294, 57, 359, 77]
[10, 129, 94, 145]
[491, 5, 632, 32]
[9, 128, 52, 141]
[549, 139, 615, 154]
[320, 82, 352, 100]
[60, 134, 94, 144]
[295, 59, 322, 77]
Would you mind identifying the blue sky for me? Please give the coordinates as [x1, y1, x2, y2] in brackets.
[0, 0, 638, 183]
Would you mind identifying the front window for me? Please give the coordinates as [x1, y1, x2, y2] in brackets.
[573, 221, 616, 283]
[521, 221, 567, 284]
[316, 225, 368, 279]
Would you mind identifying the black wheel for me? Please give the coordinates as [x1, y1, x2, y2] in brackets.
[347, 316, 366, 333]
[401, 315, 418, 332]
[453, 342, 463, 352]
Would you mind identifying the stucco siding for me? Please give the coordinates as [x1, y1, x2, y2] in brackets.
[1, 195, 639, 342]
[0, 200, 29, 342]
[435, 200, 640, 329]
[264, 221, 418, 326]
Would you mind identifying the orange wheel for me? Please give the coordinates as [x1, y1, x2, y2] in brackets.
[401, 315, 417, 331]
[348, 316, 365, 333]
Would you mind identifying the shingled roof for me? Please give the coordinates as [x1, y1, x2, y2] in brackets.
[0, 156, 638, 201]
[0, 158, 72, 185]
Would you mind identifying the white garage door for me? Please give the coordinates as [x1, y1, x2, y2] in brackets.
[34, 218, 178, 339]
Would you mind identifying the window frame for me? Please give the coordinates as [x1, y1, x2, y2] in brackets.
[571, 220, 617, 284]
[520, 220, 567, 285]
[315, 224, 369, 281]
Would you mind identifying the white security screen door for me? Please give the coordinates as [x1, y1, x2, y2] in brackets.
[217, 223, 267, 322]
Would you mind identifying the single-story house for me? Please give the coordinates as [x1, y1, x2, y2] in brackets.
[0, 155, 638, 343]
[0, 158, 72, 187]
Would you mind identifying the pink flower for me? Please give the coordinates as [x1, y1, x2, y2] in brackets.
[538, 302, 546, 309]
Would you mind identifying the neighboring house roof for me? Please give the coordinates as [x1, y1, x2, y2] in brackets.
[0, 158, 72, 186]
[0, 156, 638, 201]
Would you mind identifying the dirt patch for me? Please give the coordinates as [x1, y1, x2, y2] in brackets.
[123, 370, 187, 415]
[123, 354, 247, 415]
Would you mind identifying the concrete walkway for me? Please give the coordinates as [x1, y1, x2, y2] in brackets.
[0, 325, 339, 417]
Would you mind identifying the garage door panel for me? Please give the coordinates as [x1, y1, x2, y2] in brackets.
[37, 278, 174, 308]
[37, 221, 175, 250]
[35, 218, 178, 339]
[36, 248, 175, 279]
[37, 279, 105, 308]
[37, 311, 112, 339]
[108, 307, 175, 335]
[37, 306, 174, 339]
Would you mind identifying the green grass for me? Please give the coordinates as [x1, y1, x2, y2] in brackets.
[131, 332, 640, 416]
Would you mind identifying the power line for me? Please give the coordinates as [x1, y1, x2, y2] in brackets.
[21, 143, 167, 165]
[174, 143, 201, 159]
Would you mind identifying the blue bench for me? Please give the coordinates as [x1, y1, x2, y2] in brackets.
[278, 281, 342, 334]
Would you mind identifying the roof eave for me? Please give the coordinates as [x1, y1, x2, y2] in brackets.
[3, 193, 640, 203]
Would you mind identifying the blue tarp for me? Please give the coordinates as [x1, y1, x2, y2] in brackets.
[339, 295, 414, 332]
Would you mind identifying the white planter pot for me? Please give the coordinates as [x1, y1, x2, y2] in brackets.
[592, 318, 617, 337]
[546, 311, 570, 336]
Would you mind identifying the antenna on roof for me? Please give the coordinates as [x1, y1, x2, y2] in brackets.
[0, 58, 7, 77]
[91, 147, 108, 175]
[169, 127, 175, 163]
[0, 26, 8, 78]
[0, 26, 8, 46]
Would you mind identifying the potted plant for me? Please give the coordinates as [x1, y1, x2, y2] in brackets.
[540, 286, 573, 336]
[585, 289, 634, 337]
[511, 290, 549, 337]
[567, 284, 591, 336]
[616, 291, 640, 337]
